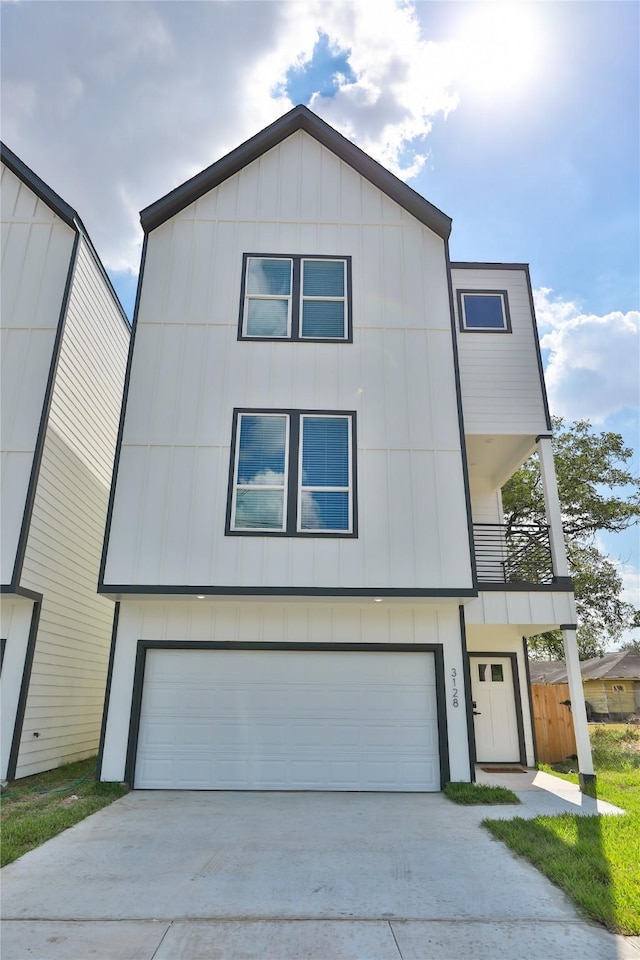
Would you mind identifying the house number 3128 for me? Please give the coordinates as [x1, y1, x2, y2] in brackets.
[451, 667, 459, 708]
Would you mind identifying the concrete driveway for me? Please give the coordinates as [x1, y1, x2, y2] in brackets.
[2, 790, 639, 959]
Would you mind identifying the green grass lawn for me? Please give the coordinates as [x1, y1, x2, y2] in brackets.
[484, 724, 640, 935]
[1, 756, 128, 867]
[445, 781, 521, 805]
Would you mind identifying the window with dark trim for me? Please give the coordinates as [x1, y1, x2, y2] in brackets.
[457, 290, 512, 332]
[238, 255, 352, 341]
[226, 409, 357, 536]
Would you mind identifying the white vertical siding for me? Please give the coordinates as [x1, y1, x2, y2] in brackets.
[452, 267, 548, 435]
[0, 597, 34, 780]
[104, 131, 473, 590]
[100, 600, 470, 783]
[1, 164, 76, 582]
[16, 238, 129, 777]
[465, 589, 574, 628]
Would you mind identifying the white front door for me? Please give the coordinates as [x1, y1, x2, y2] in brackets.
[470, 656, 521, 763]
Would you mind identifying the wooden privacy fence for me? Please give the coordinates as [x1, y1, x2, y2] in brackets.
[531, 683, 577, 764]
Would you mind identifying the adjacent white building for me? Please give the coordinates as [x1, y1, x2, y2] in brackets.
[1, 145, 130, 780]
[97, 106, 593, 791]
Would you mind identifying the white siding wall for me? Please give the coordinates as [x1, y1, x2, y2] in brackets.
[465, 589, 574, 630]
[105, 131, 472, 590]
[0, 598, 34, 780]
[100, 600, 471, 783]
[470, 478, 503, 524]
[1, 164, 75, 583]
[16, 239, 129, 777]
[453, 267, 548, 435]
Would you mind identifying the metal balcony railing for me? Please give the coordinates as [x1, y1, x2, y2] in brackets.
[473, 523, 554, 585]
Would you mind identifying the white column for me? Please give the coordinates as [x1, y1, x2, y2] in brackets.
[562, 622, 595, 782]
[537, 437, 595, 785]
[537, 436, 569, 578]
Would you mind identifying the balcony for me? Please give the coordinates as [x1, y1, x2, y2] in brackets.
[473, 523, 554, 586]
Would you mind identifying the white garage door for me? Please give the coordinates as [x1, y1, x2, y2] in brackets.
[135, 649, 441, 791]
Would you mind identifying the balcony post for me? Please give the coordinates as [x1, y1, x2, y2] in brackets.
[562, 622, 595, 784]
[536, 436, 569, 577]
[537, 436, 595, 787]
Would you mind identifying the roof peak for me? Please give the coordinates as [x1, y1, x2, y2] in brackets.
[140, 104, 452, 239]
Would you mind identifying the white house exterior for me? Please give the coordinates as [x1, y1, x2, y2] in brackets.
[1, 145, 130, 781]
[98, 106, 593, 791]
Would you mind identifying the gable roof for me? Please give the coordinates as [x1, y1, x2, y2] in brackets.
[529, 651, 640, 683]
[1, 141, 77, 228]
[140, 104, 452, 239]
[1, 142, 130, 330]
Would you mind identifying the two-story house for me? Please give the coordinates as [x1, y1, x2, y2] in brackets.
[97, 106, 593, 791]
[1, 145, 130, 781]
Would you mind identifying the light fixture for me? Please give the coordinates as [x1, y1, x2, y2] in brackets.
[373, 598, 383, 603]
[196, 595, 205, 600]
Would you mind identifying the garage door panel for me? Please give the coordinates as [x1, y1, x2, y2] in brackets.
[135, 650, 441, 791]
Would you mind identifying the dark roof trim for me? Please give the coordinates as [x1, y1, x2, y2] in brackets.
[450, 262, 530, 270]
[99, 584, 478, 599]
[1, 142, 131, 330]
[140, 104, 452, 239]
[1, 141, 77, 228]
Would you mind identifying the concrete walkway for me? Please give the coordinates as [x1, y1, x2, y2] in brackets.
[2, 781, 639, 960]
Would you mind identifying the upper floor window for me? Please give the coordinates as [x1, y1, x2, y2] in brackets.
[239, 255, 352, 342]
[227, 409, 357, 537]
[457, 290, 512, 333]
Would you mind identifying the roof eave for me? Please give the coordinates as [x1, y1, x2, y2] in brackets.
[140, 105, 452, 240]
[1, 141, 78, 229]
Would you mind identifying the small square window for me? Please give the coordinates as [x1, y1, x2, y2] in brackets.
[458, 290, 511, 332]
[478, 663, 504, 682]
[239, 255, 351, 342]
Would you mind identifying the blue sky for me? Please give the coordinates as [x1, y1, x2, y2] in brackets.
[2, 0, 638, 636]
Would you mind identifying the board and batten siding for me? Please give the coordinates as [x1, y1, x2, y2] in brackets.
[465, 589, 574, 630]
[104, 130, 473, 590]
[16, 238, 129, 777]
[1, 163, 76, 583]
[452, 267, 548, 436]
[99, 600, 470, 784]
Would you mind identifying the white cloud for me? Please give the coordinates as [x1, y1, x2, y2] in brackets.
[1, 1, 460, 272]
[534, 288, 640, 423]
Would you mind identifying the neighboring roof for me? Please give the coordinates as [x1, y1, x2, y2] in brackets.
[528, 660, 568, 684]
[579, 651, 640, 681]
[529, 651, 640, 683]
[1, 141, 77, 228]
[1, 142, 130, 329]
[140, 104, 452, 239]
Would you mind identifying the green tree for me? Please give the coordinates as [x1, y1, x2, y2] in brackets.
[502, 418, 640, 660]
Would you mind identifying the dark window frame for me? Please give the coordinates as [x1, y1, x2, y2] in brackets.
[457, 289, 512, 333]
[238, 254, 353, 343]
[226, 408, 358, 538]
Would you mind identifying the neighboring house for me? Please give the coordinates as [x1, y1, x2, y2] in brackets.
[98, 105, 593, 791]
[0, 145, 130, 781]
[530, 652, 640, 720]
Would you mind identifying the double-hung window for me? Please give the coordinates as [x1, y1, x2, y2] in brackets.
[227, 410, 357, 536]
[457, 290, 512, 332]
[239, 255, 351, 341]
